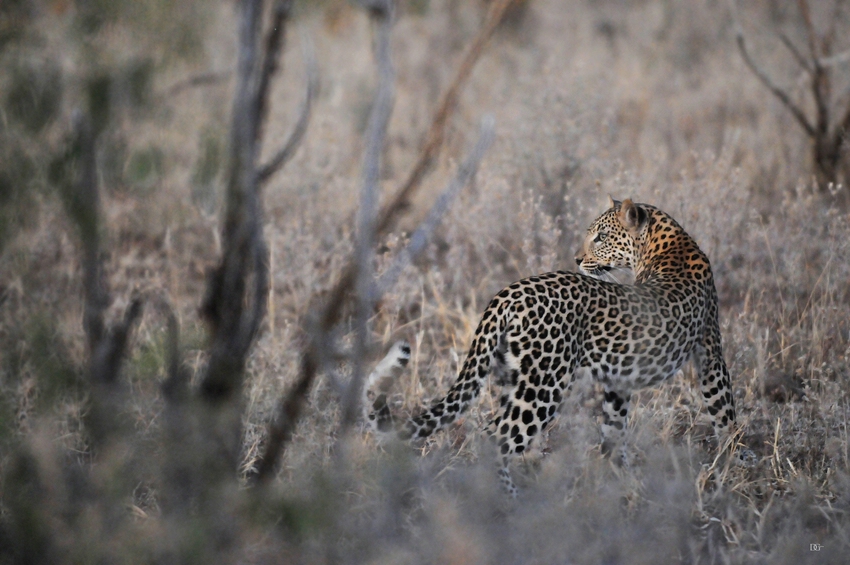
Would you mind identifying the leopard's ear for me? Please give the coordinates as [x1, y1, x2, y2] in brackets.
[618, 198, 647, 232]
[607, 195, 620, 209]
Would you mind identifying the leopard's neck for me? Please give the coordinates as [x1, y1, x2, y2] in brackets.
[634, 211, 710, 287]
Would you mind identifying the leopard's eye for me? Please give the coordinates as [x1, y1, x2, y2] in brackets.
[593, 232, 608, 244]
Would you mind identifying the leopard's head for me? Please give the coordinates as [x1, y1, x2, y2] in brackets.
[575, 197, 649, 284]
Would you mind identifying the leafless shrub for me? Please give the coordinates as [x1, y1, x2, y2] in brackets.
[2, 0, 310, 558]
[731, 0, 850, 202]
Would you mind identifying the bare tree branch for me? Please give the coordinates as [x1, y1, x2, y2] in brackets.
[258, 35, 318, 186]
[158, 296, 190, 404]
[731, 0, 850, 190]
[797, 0, 830, 144]
[729, 0, 816, 138]
[71, 112, 108, 354]
[820, 49, 850, 67]
[251, 329, 321, 484]
[796, 0, 819, 62]
[374, 0, 517, 236]
[236, 234, 269, 357]
[59, 111, 145, 448]
[162, 71, 231, 98]
[778, 32, 812, 73]
[255, 0, 293, 146]
[155, 293, 196, 517]
[90, 296, 144, 387]
[837, 100, 850, 141]
[320, 0, 518, 333]
[341, 0, 395, 434]
[199, 0, 266, 403]
[377, 115, 496, 295]
[250, 0, 388, 478]
[253, 0, 516, 485]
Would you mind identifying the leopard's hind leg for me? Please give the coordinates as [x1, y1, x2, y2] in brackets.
[600, 386, 631, 465]
[485, 319, 573, 496]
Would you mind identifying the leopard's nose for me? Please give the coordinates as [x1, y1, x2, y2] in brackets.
[575, 257, 582, 266]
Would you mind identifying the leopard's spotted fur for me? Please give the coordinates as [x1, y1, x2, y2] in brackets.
[372, 199, 744, 496]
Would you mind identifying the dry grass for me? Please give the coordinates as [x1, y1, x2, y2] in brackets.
[1, 0, 849, 563]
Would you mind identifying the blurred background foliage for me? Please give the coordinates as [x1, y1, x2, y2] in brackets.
[0, 0, 210, 254]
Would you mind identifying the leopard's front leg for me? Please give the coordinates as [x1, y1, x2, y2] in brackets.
[694, 324, 756, 466]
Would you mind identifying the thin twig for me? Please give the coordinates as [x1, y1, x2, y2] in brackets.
[376, 115, 496, 295]
[778, 32, 812, 73]
[90, 297, 144, 387]
[796, 0, 819, 62]
[258, 34, 318, 186]
[341, 0, 395, 433]
[836, 100, 850, 143]
[252, 332, 320, 483]
[729, 0, 816, 137]
[162, 71, 232, 98]
[158, 296, 189, 404]
[237, 235, 269, 357]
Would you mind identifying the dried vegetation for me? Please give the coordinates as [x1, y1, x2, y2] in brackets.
[0, 0, 849, 564]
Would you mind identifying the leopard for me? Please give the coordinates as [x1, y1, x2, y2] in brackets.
[368, 198, 750, 497]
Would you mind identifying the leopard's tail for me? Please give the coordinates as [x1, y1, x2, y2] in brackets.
[374, 298, 507, 442]
[364, 340, 411, 432]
